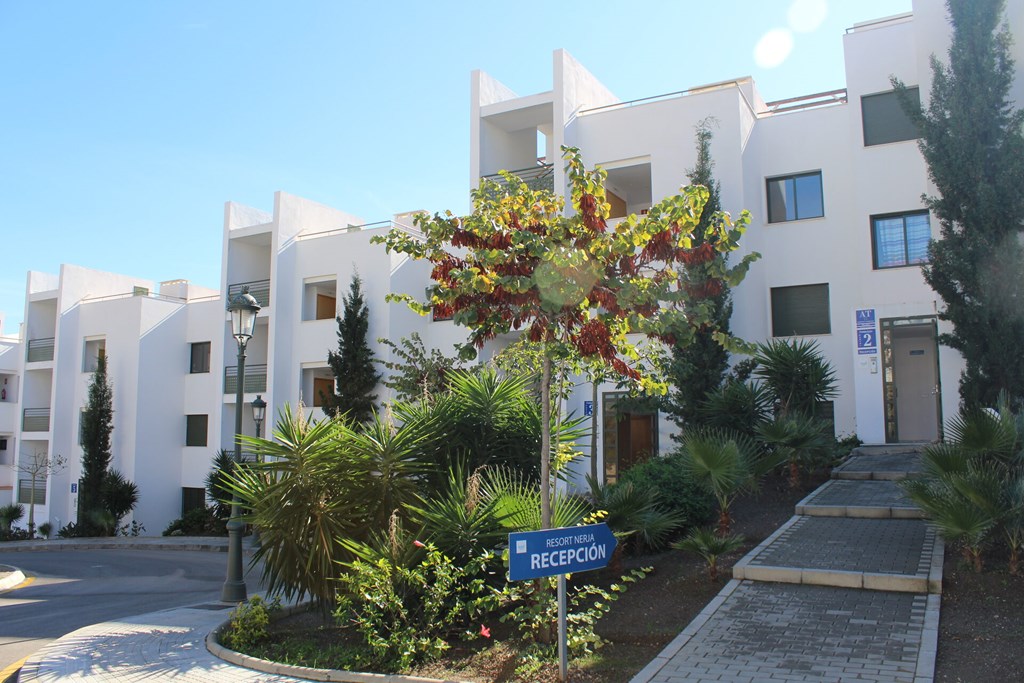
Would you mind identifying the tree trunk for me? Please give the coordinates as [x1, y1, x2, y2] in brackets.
[717, 507, 731, 537]
[788, 459, 801, 490]
[28, 472, 36, 535]
[540, 355, 552, 530]
[590, 380, 599, 483]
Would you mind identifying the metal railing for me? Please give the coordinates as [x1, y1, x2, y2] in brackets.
[17, 480, 46, 505]
[481, 163, 554, 193]
[297, 219, 423, 241]
[227, 279, 271, 308]
[764, 88, 848, 115]
[224, 364, 268, 394]
[27, 337, 55, 362]
[23, 408, 50, 432]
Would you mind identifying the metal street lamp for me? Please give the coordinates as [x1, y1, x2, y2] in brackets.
[251, 394, 266, 439]
[222, 286, 261, 603]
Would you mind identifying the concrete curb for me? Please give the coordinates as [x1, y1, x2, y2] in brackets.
[206, 603, 472, 683]
[0, 537, 239, 553]
[0, 565, 26, 591]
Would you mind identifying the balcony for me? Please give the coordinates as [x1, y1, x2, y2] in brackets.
[481, 163, 554, 194]
[26, 337, 55, 363]
[228, 279, 271, 309]
[224, 364, 268, 394]
[23, 408, 50, 432]
[18, 479, 47, 505]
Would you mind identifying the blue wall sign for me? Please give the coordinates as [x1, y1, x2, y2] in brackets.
[855, 308, 876, 328]
[508, 523, 617, 581]
[583, 400, 593, 417]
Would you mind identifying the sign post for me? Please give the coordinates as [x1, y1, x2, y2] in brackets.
[508, 523, 617, 680]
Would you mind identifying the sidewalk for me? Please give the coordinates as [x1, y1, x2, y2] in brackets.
[10, 448, 942, 682]
[631, 445, 940, 683]
[0, 536, 234, 554]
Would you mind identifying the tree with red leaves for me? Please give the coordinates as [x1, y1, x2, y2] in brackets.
[375, 147, 759, 529]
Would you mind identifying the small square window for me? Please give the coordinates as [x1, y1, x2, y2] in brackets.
[181, 487, 206, 515]
[766, 172, 823, 223]
[771, 284, 831, 336]
[862, 88, 920, 146]
[303, 279, 337, 321]
[190, 342, 211, 374]
[186, 414, 208, 447]
[872, 211, 930, 269]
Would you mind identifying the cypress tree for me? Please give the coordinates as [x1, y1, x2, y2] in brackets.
[80, 352, 114, 522]
[896, 0, 1024, 407]
[323, 274, 381, 422]
[661, 120, 733, 428]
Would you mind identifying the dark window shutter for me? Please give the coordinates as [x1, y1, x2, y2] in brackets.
[862, 88, 920, 146]
[771, 284, 831, 336]
[185, 414, 208, 447]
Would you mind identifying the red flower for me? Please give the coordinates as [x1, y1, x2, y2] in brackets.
[413, 540, 425, 548]
[480, 625, 491, 638]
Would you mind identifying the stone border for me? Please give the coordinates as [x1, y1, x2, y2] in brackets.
[206, 603, 472, 683]
[0, 564, 26, 591]
[0, 539, 231, 553]
[914, 593, 942, 683]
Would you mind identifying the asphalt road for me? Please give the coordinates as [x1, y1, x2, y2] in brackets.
[0, 548, 262, 675]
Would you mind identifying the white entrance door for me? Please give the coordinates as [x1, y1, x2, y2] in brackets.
[892, 322, 940, 442]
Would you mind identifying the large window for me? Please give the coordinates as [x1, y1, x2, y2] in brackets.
[862, 87, 920, 146]
[771, 284, 831, 336]
[766, 172, 824, 223]
[190, 342, 211, 374]
[185, 414, 208, 447]
[872, 211, 930, 269]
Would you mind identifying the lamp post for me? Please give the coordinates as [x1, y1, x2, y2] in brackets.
[222, 286, 261, 603]
[251, 394, 266, 440]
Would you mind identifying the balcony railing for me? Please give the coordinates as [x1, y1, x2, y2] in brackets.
[481, 163, 554, 194]
[228, 279, 271, 308]
[18, 479, 47, 505]
[23, 408, 50, 432]
[27, 337, 55, 362]
[224, 364, 268, 394]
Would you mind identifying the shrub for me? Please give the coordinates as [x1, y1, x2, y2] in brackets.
[699, 380, 773, 440]
[334, 546, 500, 671]
[38, 522, 53, 539]
[673, 527, 745, 581]
[221, 596, 281, 651]
[753, 339, 837, 418]
[617, 453, 714, 532]
[587, 477, 681, 552]
[0, 503, 24, 532]
[162, 506, 227, 536]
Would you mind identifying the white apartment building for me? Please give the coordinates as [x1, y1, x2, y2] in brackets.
[2, 0, 1020, 531]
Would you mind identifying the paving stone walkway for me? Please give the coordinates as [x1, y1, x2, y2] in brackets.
[632, 445, 941, 683]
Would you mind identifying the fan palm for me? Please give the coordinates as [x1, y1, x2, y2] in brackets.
[756, 414, 833, 489]
[680, 428, 781, 535]
[673, 527, 745, 581]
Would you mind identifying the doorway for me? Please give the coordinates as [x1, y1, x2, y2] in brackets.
[601, 393, 658, 483]
[881, 317, 942, 442]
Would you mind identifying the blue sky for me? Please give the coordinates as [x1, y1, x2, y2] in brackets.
[0, 0, 912, 335]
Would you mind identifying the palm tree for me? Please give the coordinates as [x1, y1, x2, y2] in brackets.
[680, 428, 782, 535]
[673, 527, 745, 581]
[753, 339, 837, 418]
[756, 413, 833, 489]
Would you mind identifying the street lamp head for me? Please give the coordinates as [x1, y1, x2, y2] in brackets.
[227, 286, 261, 346]
[251, 394, 267, 425]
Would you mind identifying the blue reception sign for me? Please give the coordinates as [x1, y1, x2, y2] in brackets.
[508, 523, 617, 581]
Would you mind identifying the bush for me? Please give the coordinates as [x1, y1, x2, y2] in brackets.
[617, 453, 714, 532]
[333, 546, 500, 671]
[587, 477, 681, 552]
[0, 503, 24, 532]
[221, 596, 281, 651]
[38, 522, 53, 539]
[163, 507, 227, 536]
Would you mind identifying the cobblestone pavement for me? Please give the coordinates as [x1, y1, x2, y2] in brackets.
[744, 517, 933, 575]
[797, 480, 918, 514]
[833, 453, 922, 479]
[634, 447, 940, 683]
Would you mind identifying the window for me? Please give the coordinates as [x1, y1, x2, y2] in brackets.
[862, 87, 920, 146]
[766, 172, 823, 223]
[83, 338, 106, 372]
[185, 414, 208, 447]
[872, 211, 930, 269]
[79, 409, 85, 446]
[771, 284, 831, 336]
[190, 342, 211, 373]
[303, 279, 337, 321]
[313, 377, 334, 408]
[181, 487, 206, 515]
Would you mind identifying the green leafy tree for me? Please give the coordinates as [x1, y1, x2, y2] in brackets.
[80, 353, 114, 526]
[661, 119, 733, 429]
[376, 146, 759, 528]
[322, 274, 381, 422]
[377, 333, 462, 402]
[895, 0, 1024, 408]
